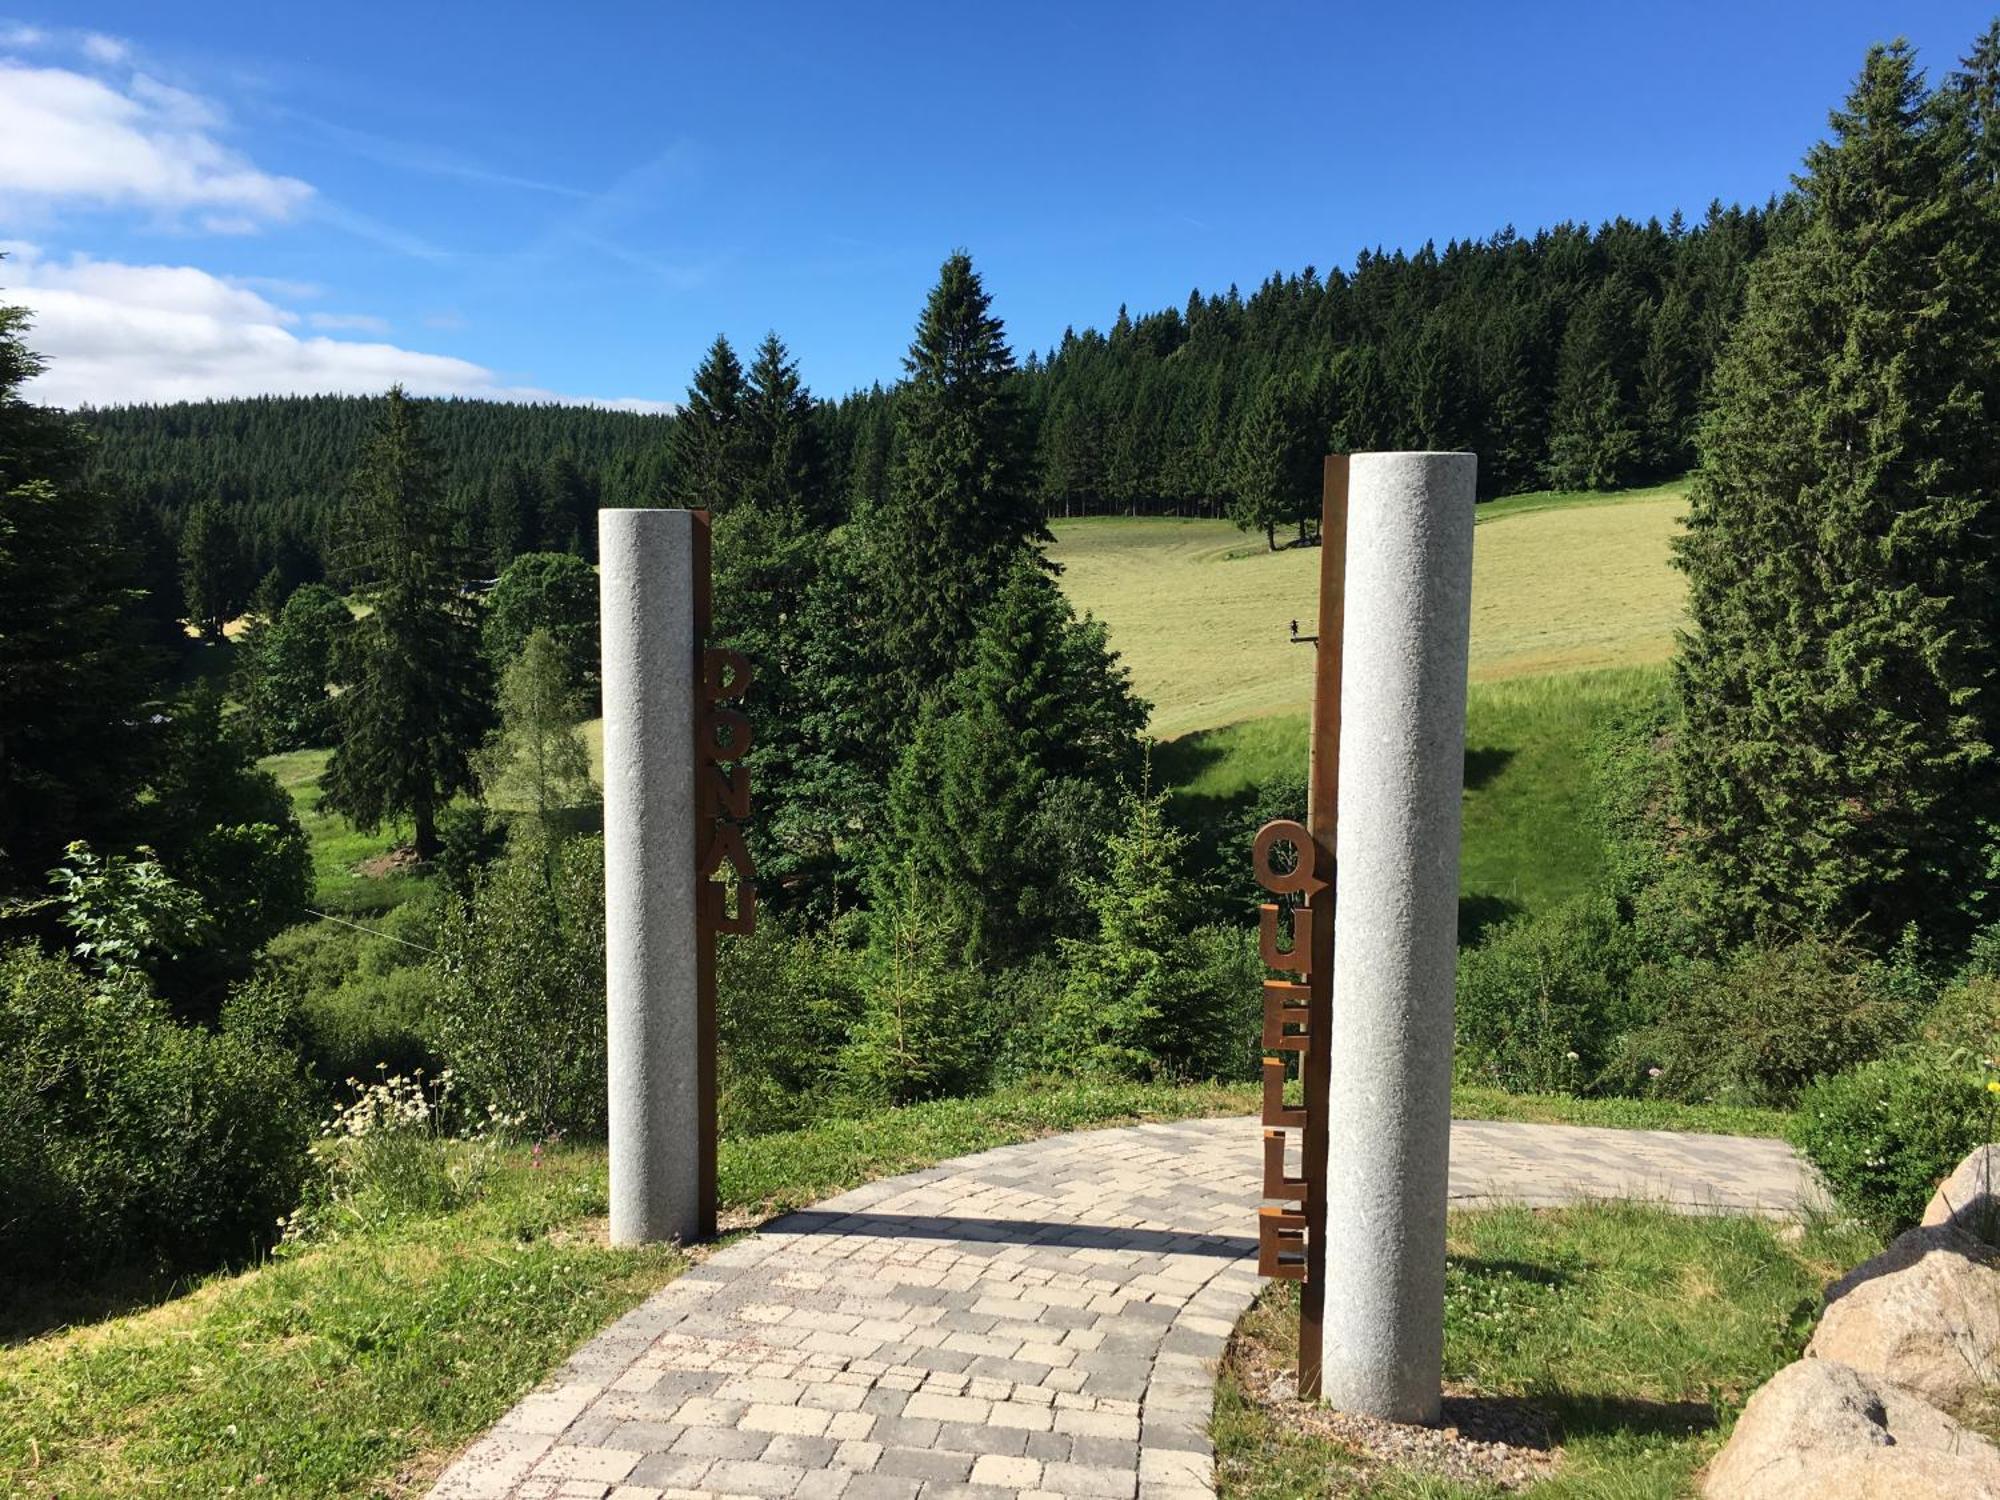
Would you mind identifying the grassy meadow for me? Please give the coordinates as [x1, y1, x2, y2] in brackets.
[1047, 481, 1688, 737]
[1214, 1204, 1877, 1500]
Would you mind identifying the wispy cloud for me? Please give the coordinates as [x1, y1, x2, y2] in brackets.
[286, 110, 592, 199]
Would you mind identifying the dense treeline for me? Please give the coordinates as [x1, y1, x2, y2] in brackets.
[826, 203, 1781, 536]
[84, 199, 1778, 582]
[81, 395, 671, 598]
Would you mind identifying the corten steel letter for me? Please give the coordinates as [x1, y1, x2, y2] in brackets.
[1252, 455, 1348, 1394]
[1320, 452, 1476, 1424]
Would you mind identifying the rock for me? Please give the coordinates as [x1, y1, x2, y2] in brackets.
[1807, 1225, 2000, 1410]
[1703, 1358, 2000, 1499]
[1923, 1145, 2000, 1246]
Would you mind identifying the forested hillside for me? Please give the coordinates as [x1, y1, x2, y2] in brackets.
[81, 395, 672, 591]
[83, 200, 1778, 587]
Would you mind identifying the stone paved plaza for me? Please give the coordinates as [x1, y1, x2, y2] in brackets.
[428, 1115, 1811, 1500]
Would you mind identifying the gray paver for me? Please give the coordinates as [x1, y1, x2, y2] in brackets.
[428, 1116, 1811, 1500]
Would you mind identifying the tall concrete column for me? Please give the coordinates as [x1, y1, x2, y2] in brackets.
[1320, 451, 1477, 1423]
[600, 508, 703, 1245]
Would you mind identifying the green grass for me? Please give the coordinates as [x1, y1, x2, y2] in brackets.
[1159, 667, 1665, 934]
[0, 1080, 1251, 1499]
[1214, 1203, 1877, 1500]
[1473, 474, 1691, 524]
[1450, 1087, 1790, 1139]
[262, 748, 432, 917]
[0, 1078, 1793, 1499]
[1049, 483, 1688, 738]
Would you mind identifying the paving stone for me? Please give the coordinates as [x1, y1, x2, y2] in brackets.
[1069, 1434, 1140, 1469]
[874, 1447, 976, 1483]
[626, 1452, 713, 1490]
[428, 1117, 1812, 1500]
[701, 1457, 807, 1496]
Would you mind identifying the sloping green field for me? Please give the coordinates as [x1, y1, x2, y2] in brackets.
[1055, 486, 1690, 926]
[1048, 486, 1687, 738]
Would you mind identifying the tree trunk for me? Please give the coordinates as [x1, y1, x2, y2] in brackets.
[413, 798, 438, 862]
[1266, 523, 1277, 551]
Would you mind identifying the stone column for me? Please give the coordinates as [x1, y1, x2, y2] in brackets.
[1320, 451, 1477, 1423]
[599, 507, 703, 1245]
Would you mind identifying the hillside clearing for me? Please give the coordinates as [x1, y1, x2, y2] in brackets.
[1049, 488, 1688, 738]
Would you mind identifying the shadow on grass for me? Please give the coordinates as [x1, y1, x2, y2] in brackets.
[1458, 892, 1522, 946]
[1, 1267, 187, 1347]
[1464, 745, 1516, 792]
[1548, 1390, 1720, 1441]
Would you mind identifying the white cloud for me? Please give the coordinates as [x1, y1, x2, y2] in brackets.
[0, 23, 46, 49]
[1, 245, 674, 411]
[0, 60, 311, 229]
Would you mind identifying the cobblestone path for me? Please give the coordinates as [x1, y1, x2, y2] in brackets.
[429, 1115, 1810, 1500]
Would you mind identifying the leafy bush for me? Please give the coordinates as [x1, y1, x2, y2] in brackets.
[1619, 937, 1924, 1107]
[1790, 1053, 1990, 1233]
[1455, 895, 1643, 1093]
[432, 832, 606, 1135]
[716, 922, 863, 1135]
[1922, 975, 2000, 1057]
[0, 944, 313, 1276]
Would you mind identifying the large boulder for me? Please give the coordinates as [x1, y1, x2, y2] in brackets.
[1923, 1144, 2000, 1246]
[1807, 1224, 2000, 1410]
[1703, 1357, 2000, 1499]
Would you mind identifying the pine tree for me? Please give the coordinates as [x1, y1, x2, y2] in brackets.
[1670, 39, 2000, 953]
[323, 387, 489, 860]
[668, 334, 750, 513]
[872, 252, 1046, 714]
[178, 495, 244, 640]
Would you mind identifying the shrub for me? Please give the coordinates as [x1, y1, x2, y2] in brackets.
[0, 944, 313, 1276]
[1791, 1053, 1990, 1234]
[283, 1070, 517, 1243]
[1922, 975, 2000, 1057]
[1455, 895, 1643, 1093]
[431, 832, 607, 1136]
[716, 922, 863, 1135]
[1620, 937, 1924, 1107]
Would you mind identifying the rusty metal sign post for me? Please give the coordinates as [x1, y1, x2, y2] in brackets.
[692, 511, 757, 1239]
[1253, 455, 1348, 1399]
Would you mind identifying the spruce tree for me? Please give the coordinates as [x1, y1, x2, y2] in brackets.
[323, 387, 489, 860]
[1229, 375, 1314, 548]
[668, 334, 750, 513]
[873, 252, 1046, 713]
[1050, 785, 1217, 1078]
[1670, 39, 2000, 953]
[743, 332, 828, 520]
[178, 495, 244, 640]
[0, 300, 161, 913]
[872, 562, 1147, 969]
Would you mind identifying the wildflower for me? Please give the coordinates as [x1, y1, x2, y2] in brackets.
[1564, 1051, 1580, 1062]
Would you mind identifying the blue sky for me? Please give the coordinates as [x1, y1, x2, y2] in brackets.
[1, 2, 1993, 408]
